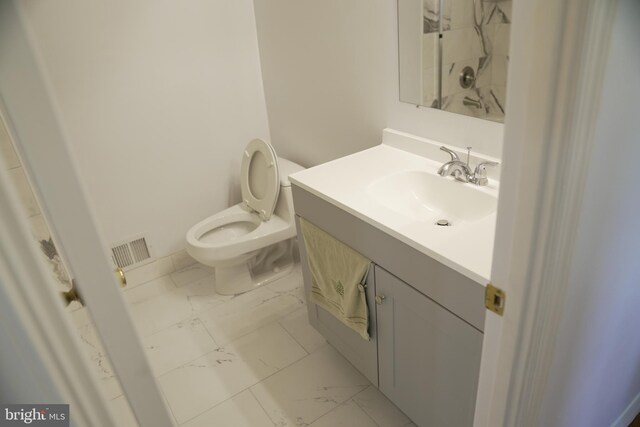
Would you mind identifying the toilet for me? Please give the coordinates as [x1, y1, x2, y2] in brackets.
[185, 139, 305, 295]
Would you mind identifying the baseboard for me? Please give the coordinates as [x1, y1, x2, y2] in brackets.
[124, 249, 196, 288]
[612, 391, 640, 427]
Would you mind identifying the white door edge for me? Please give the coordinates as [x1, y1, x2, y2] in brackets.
[474, 0, 619, 426]
[0, 3, 174, 426]
[0, 157, 117, 427]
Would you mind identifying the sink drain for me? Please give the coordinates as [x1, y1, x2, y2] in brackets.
[436, 219, 451, 227]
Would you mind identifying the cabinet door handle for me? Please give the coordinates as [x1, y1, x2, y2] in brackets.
[375, 295, 386, 305]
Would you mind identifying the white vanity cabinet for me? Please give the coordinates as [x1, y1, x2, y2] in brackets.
[292, 184, 486, 427]
[375, 266, 482, 427]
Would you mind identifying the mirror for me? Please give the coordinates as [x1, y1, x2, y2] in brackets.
[398, 0, 511, 122]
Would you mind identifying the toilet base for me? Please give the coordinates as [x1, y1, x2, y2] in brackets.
[214, 239, 296, 295]
[214, 260, 295, 295]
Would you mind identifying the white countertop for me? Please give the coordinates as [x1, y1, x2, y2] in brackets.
[289, 130, 498, 285]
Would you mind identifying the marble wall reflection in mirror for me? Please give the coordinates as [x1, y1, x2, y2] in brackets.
[398, 0, 511, 123]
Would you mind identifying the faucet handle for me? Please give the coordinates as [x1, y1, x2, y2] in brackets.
[440, 146, 459, 162]
[472, 161, 499, 186]
[475, 160, 499, 169]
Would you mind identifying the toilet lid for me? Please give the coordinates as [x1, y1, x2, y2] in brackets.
[240, 139, 280, 221]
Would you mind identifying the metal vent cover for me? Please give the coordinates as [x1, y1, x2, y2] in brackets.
[111, 236, 152, 269]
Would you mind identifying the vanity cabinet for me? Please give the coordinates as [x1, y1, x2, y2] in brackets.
[292, 183, 486, 427]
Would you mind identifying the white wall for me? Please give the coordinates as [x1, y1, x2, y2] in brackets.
[18, 0, 270, 258]
[539, 0, 640, 425]
[252, 0, 504, 168]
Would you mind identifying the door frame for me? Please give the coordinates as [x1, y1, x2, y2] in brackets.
[474, 0, 619, 426]
[0, 2, 174, 426]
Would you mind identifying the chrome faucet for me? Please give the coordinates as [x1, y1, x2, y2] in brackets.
[437, 147, 472, 182]
[437, 146, 499, 186]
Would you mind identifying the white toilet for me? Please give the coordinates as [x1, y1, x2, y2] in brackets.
[185, 139, 305, 295]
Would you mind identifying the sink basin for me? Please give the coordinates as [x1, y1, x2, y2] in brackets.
[366, 170, 497, 224]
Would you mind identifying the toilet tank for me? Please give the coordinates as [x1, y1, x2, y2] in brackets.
[275, 157, 305, 221]
[277, 157, 305, 187]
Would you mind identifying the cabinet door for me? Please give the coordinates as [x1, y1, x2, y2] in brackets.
[375, 266, 483, 427]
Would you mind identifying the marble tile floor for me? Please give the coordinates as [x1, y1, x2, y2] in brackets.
[71, 263, 416, 427]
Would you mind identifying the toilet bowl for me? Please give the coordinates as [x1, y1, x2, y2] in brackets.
[185, 139, 304, 295]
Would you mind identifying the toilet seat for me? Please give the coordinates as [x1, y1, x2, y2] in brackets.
[240, 139, 280, 221]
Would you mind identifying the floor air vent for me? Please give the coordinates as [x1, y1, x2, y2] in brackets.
[111, 236, 152, 269]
